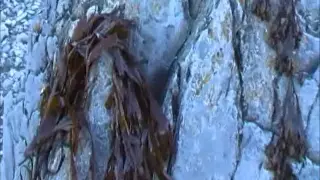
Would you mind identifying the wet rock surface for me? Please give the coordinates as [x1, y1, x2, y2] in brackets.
[1, 0, 319, 180]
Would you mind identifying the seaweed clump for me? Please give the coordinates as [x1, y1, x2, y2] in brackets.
[265, 79, 306, 180]
[23, 9, 173, 180]
[252, 0, 302, 76]
[252, 0, 307, 179]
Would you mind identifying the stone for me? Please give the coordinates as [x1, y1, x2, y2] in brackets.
[86, 55, 113, 180]
[2, 78, 13, 89]
[2, 44, 10, 52]
[46, 36, 57, 60]
[306, 97, 320, 164]
[16, 33, 28, 43]
[16, 12, 28, 22]
[56, 0, 70, 17]
[86, 5, 98, 19]
[162, 1, 240, 178]
[240, 15, 276, 129]
[234, 123, 273, 179]
[0, 24, 9, 42]
[298, 79, 319, 128]
[2, 0, 320, 180]
[26, 35, 47, 73]
[14, 57, 22, 67]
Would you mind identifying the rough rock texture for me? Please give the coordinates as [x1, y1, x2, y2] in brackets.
[1, 0, 319, 180]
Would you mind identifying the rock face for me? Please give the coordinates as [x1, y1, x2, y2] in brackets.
[1, 0, 319, 180]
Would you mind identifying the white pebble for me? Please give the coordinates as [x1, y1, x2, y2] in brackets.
[0, 24, 9, 42]
[15, 57, 22, 66]
[2, 45, 10, 52]
[17, 9, 24, 16]
[17, 12, 27, 22]
[16, 33, 29, 43]
[86, 6, 98, 19]
[2, 53, 8, 58]
[2, 78, 13, 89]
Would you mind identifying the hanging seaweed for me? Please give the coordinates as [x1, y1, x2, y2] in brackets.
[23, 6, 173, 180]
[252, 0, 302, 76]
[265, 78, 306, 180]
[104, 46, 173, 180]
[251, 1, 307, 179]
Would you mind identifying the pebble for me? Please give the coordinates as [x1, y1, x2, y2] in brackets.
[48, 146, 64, 173]
[16, 33, 29, 43]
[46, 36, 57, 60]
[17, 10, 24, 17]
[2, 79, 13, 89]
[31, 5, 39, 10]
[2, 45, 11, 53]
[0, 11, 6, 20]
[9, 69, 17, 76]
[0, 24, 9, 42]
[0, 0, 43, 166]
[27, 9, 35, 15]
[86, 6, 98, 19]
[5, 19, 16, 26]
[14, 49, 24, 57]
[15, 57, 22, 66]
[2, 53, 8, 59]
[0, 57, 5, 65]
[17, 12, 28, 22]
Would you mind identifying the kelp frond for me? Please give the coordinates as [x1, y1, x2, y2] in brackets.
[24, 7, 173, 180]
[252, 0, 302, 76]
[265, 79, 306, 180]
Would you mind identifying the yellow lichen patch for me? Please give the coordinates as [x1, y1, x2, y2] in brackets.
[151, 1, 162, 15]
[207, 28, 216, 40]
[221, 12, 231, 41]
[33, 21, 42, 33]
[266, 56, 276, 69]
[211, 49, 224, 71]
[195, 73, 211, 95]
[238, 0, 245, 5]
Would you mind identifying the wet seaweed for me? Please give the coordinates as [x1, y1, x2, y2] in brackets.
[252, 0, 302, 76]
[252, 1, 307, 179]
[265, 78, 306, 180]
[252, 0, 271, 21]
[23, 8, 173, 180]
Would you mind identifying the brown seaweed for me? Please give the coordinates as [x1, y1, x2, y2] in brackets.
[23, 9, 172, 180]
[252, 0, 302, 76]
[105, 47, 173, 180]
[265, 78, 306, 180]
[252, 1, 307, 179]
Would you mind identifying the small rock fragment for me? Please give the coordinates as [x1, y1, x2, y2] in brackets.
[0, 24, 9, 42]
[86, 6, 98, 19]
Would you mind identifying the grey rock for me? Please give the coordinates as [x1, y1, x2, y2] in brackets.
[16, 33, 29, 43]
[47, 146, 65, 173]
[163, 1, 240, 179]
[1, 0, 320, 180]
[122, 0, 190, 101]
[86, 6, 98, 19]
[240, 17, 276, 129]
[16, 12, 28, 22]
[306, 96, 320, 164]
[2, 78, 13, 90]
[234, 123, 272, 179]
[297, 0, 320, 38]
[26, 35, 47, 73]
[86, 55, 113, 180]
[2, 44, 10, 53]
[298, 79, 319, 129]
[46, 36, 57, 60]
[0, 24, 9, 42]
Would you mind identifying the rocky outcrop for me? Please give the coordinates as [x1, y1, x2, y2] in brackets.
[1, 0, 319, 179]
